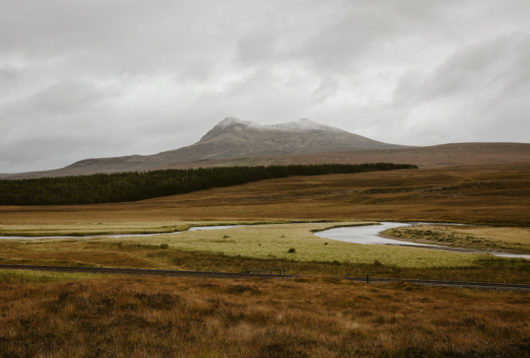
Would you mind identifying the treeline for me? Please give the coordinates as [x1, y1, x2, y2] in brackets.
[0, 163, 417, 205]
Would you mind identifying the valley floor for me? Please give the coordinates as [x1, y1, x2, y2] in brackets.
[1, 164, 529, 357]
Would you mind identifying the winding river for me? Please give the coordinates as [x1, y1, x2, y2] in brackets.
[1, 222, 528, 259]
[314, 222, 530, 259]
[0, 225, 241, 240]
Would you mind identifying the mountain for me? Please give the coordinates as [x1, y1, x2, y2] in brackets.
[149, 117, 400, 163]
[3, 118, 530, 179]
[30, 118, 401, 176]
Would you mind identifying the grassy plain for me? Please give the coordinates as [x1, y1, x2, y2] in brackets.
[1, 165, 529, 283]
[0, 223, 480, 268]
[1, 222, 529, 283]
[0, 272, 528, 357]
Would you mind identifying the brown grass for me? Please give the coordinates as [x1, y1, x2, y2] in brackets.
[1, 165, 529, 226]
[0, 273, 528, 357]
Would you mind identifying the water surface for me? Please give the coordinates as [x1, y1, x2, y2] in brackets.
[314, 222, 530, 259]
[0, 225, 243, 240]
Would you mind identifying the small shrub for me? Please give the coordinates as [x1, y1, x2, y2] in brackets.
[159, 243, 169, 249]
[134, 293, 180, 310]
[287, 248, 296, 253]
[226, 285, 260, 295]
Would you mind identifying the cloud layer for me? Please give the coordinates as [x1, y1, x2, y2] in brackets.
[1, 0, 529, 172]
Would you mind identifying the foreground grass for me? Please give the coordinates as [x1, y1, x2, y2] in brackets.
[1, 275, 528, 357]
[385, 225, 530, 254]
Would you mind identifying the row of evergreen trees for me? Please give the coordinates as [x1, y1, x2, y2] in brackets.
[0, 163, 417, 205]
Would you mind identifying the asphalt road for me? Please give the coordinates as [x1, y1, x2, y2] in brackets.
[1, 264, 529, 291]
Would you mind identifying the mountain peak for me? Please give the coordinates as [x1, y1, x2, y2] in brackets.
[270, 118, 341, 132]
[194, 116, 398, 156]
[215, 117, 251, 128]
[203, 117, 344, 141]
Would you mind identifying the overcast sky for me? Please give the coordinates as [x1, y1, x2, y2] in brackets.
[1, 0, 529, 173]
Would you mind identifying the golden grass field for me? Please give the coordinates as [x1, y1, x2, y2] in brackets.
[1, 164, 529, 357]
[0, 271, 528, 357]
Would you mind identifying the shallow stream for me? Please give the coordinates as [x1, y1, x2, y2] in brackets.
[1, 222, 528, 259]
[314, 222, 530, 259]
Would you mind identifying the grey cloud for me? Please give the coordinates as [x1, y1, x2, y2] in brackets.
[2, 79, 113, 118]
[387, 32, 530, 143]
[0, 0, 529, 172]
[395, 33, 530, 105]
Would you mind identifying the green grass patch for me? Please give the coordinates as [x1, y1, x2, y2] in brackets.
[113, 222, 483, 268]
[0, 269, 92, 284]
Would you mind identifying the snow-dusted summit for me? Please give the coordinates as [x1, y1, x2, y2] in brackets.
[209, 117, 340, 132]
[201, 117, 345, 142]
[270, 118, 341, 131]
[188, 117, 399, 159]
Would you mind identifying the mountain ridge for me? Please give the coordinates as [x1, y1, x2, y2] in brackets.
[2, 118, 530, 179]
[33, 117, 398, 176]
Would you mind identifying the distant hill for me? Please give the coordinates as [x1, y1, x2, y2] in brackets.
[2, 118, 530, 179]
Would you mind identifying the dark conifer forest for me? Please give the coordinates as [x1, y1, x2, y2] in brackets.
[0, 163, 417, 205]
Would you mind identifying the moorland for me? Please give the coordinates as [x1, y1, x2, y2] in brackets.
[1, 272, 529, 357]
[1, 163, 529, 357]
